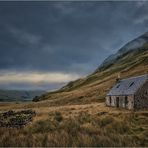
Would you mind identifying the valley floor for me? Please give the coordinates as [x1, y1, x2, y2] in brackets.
[0, 102, 128, 122]
[0, 102, 148, 147]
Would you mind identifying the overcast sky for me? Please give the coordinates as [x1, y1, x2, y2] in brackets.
[0, 1, 148, 90]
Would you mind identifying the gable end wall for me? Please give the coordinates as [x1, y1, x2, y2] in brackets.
[134, 81, 148, 109]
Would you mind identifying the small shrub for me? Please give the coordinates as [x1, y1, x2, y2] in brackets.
[31, 120, 55, 133]
[54, 112, 63, 122]
[32, 96, 39, 102]
[42, 133, 48, 147]
[80, 123, 99, 135]
[99, 116, 114, 127]
[78, 112, 92, 124]
[61, 118, 80, 136]
[106, 119, 130, 134]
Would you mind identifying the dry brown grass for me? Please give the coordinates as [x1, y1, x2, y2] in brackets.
[0, 102, 129, 119]
[0, 102, 148, 147]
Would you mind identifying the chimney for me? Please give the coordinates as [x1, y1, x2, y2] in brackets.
[116, 73, 121, 82]
[146, 71, 148, 79]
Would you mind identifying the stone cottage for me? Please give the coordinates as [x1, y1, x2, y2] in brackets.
[106, 74, 148, 110]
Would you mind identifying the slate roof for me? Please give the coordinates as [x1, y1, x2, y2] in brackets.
[107, 74, 148, 96]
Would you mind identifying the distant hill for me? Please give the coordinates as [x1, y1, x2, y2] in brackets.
[0, 90, 45, 102]
[33, 31, 148, 105]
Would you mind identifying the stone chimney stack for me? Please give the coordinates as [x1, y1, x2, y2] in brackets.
[116, 73, 121, 82]
[146, 71, 148, 79]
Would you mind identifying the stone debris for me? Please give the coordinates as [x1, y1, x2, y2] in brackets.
[0, 110, 36, 128]
[97, 111, 108, 116]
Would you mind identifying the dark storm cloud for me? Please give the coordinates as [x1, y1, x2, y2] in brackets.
[0, 1, 148, 90]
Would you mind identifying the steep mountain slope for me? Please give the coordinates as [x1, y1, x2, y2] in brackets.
[0, 90, 45, 102]
[98, 31, 148, 71]
[33, 32, 148, 105]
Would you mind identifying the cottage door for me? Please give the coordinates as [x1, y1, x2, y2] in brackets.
[116, 97, 119, 107]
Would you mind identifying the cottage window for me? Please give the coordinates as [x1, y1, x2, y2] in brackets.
[109, 96, 111, 105]
[129, 82, 134, 87]
[125, 96, 128, 107]
[116, 97, 119, 107]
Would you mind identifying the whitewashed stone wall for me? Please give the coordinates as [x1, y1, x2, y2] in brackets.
[106, 95, 134, 110]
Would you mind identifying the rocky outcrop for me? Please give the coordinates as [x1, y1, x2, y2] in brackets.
[0, 110, 36, 128]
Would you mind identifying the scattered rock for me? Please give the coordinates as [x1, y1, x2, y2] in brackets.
[97, 111, 108, 116]
[0, 110, 36, 128]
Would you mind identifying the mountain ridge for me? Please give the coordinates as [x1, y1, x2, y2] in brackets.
[97, 31, 148, 71]
[33, 31, 148, 104]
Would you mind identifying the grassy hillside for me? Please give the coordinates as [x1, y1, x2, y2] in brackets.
[33, 47, 148, 106]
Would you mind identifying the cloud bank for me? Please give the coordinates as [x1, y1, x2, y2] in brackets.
[0, 71, 81, 90]
[0, 1, 148, 90]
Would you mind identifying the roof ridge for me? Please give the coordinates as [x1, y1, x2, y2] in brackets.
[120, 74, 148, 81]
[107, 74, 148, 96]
